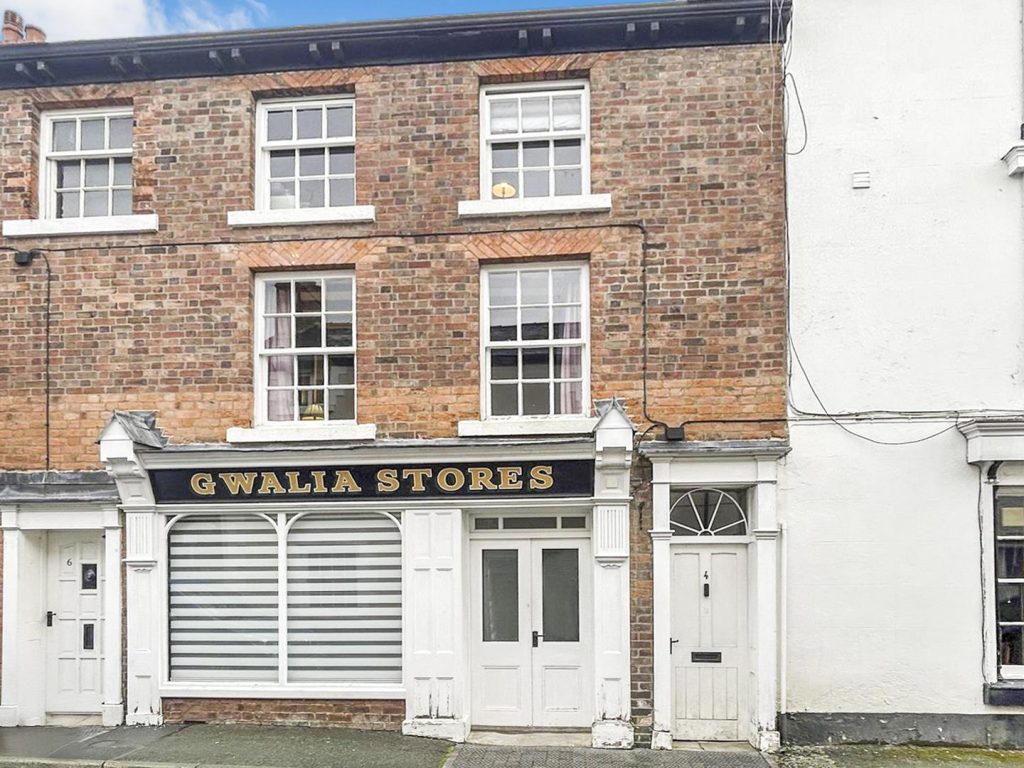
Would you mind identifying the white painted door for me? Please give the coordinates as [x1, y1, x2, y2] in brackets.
[671, 545, 747, 741]
[470, 538, 592, 727]
[45, 532, 104, 714]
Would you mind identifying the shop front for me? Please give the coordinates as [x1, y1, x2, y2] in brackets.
[99, 404, 635, 746]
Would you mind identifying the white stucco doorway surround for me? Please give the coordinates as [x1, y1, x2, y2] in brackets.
[0, 503, 123, 727]
[642, 441, 788, 752]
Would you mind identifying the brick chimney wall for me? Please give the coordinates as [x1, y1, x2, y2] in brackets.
[1, 10, 44, 43]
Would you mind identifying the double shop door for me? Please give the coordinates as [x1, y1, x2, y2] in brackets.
[470, 538, 593, 728]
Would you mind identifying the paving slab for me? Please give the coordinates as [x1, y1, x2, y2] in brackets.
[778, 745, 1024, 768]
[447, 744, 769, 768]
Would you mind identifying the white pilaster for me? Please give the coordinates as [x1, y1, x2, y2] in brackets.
[751, 458, 780, 752]
[0, 507, 20, 727]
[102, 508, 124, 726]
[402, 508, 468, 742]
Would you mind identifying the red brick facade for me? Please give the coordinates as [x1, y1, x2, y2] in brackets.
[162, 698, 405, 729]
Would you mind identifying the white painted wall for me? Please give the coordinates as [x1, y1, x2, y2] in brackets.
[782, 0, 1024, 715]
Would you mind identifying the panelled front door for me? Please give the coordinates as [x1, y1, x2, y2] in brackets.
[470, 538, 593, 727]
[671, 545, 748, 740]
[45, 532, 104, 714]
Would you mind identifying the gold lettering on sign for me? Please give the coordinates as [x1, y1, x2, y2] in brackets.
[285, 471, 311, 494]
[468, 467, 498, 491]
[331, 470, 362, 494]
[437, 467, 466, 492]
[376, 468, 400, 493]
[529, 465, 553, 490]
[258, 472, 288, 495]
[219, 472, 257, 495]
[310, 470, 328, 494]
[190, 473, 216, 496]
[497, 466, 523, 490]
[402, 468, 433, 492]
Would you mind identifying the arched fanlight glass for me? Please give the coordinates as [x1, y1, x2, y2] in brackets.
[669, 487, 748, 536]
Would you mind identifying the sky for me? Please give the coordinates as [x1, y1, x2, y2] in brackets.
[15, 0, 652, 42]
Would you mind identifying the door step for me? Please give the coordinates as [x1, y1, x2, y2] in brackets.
[467, 729, 591, 747]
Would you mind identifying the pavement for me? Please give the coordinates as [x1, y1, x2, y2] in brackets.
[0, 727, 1022, 768]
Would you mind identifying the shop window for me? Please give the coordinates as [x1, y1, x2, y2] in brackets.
[256, 97, 356, 211]
[168, 512, 401, 685]
[41, 108, 134, 219]
[481, 263, 589, 418]
[669, 488, 748, 537]
[996, 489, 1024, 672]
[480, 82, 589, 201]
[255, 272, 356, 424]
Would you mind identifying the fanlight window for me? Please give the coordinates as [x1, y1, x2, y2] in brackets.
[669, 488, 748, 536]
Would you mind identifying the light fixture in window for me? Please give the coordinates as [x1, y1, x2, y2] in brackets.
[301, 402, 324, 420]
[491, 181, 517, 199]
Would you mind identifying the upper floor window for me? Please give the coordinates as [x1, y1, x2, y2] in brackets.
[480, 82, 589, 201]
[255, 272, 356, 424]
[41, 108, 133, 219]
[481, 263, 589, 418]
[996, 488, 1024, 675]
[256, 97, 356, 211]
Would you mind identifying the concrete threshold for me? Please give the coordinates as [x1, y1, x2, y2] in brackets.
[467, 730, 592, 747]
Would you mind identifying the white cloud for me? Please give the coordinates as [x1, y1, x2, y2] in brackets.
[13, 0, 272, 42]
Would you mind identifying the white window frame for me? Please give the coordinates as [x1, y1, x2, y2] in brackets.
[252, 270, 358, 429]
[39, 106, 135, 220]
[995, 486, 1024, 680]
[478, 261, 591, 421]
[478, 80, 591, 202]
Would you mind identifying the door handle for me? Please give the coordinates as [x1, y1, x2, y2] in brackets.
[670, 637, 680, 654]
[532, 630, 543, 648]
[46, 611, 54, 627]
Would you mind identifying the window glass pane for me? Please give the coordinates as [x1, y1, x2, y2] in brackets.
[503, 517, 556, 530]
[298, 389, 325, 420]
[325, 279, 352, 312]
[553, 347, 582, 378]
[325, 314, 353, 347]
[998, 497, 1024, 536]
[489, 308, 517, 342]
[522, 348, 550, 380]
[80, 118, 105, 150]
[287, 514, 401, 682]
[56, 160, 81, 189]
[999, 584, 1024, 623]
[490, 383, 518, 416]
[326, 105, 354, 138]
[552, 269, 582, 303]
[552, 95, 582, 130]
[56, 191, 80, 218]
[168, 516, 279, 681]
[328, 354, 354, 385]
[521, 307, 550, 340]
[297, 355, 324, 387]
[561, 516, 586, 529]
[113, 157, 132, 186]
[490, 349, 518, 381]
[267, 355, 294, 386]
[267, 109, 292, 141]
[329, 146, 355, 175]
[299, 179, 325, 208]
[296, 107, 322, 139]
[52, 120, 76, 151]
[522, 382, 550, 415]
[489, 272, 517, 307]
[329, 178, 355, 207]
[83, 190, 107, 217]
[553, 139, 582, 166]
[1002, 627, 1023, 666]
[108, 117, 133, 149]
[490, 172, 519, 199]
[523, 170, 549, 198]
[269, 150, 294, 178]
[521, 97, 549, 132]
[84, 159, 109, 187]
[999, 544, 1024, 579]
[268, 390, 294, 421]
[265, 281, 292, 314]
[520, 271, 549, 305]
[327, 388, 355, 421]
[270, 181, 295, 209]
[295, 317, 322, 348]
[522, 141, 548, 168]
[542, 548, 579, 642]
[295, 281, 322, 312]
[491, 143, 518, 169]
[112, 189, 132, 215]
[489, 99, 518, 134]
[554, 305, 582, 339]
[482, 549, 518, 642]
[299, 148, 325, 177]
[554, 381, 583, 415]
[474, 518, 499, 530]
[554, 168, 582, 197]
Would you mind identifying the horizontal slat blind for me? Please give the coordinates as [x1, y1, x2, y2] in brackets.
[168, 515, 279, 681]
[287, 514, 402, 682]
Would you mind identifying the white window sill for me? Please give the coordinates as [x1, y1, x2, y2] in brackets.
[2, 214, 159, 238]
[227, 206, 376, 228]
[458, 416, 598, 437]
[160, 683, 403, 700]
[227, 423, 377, 443]
[457, 194, 612, 218]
